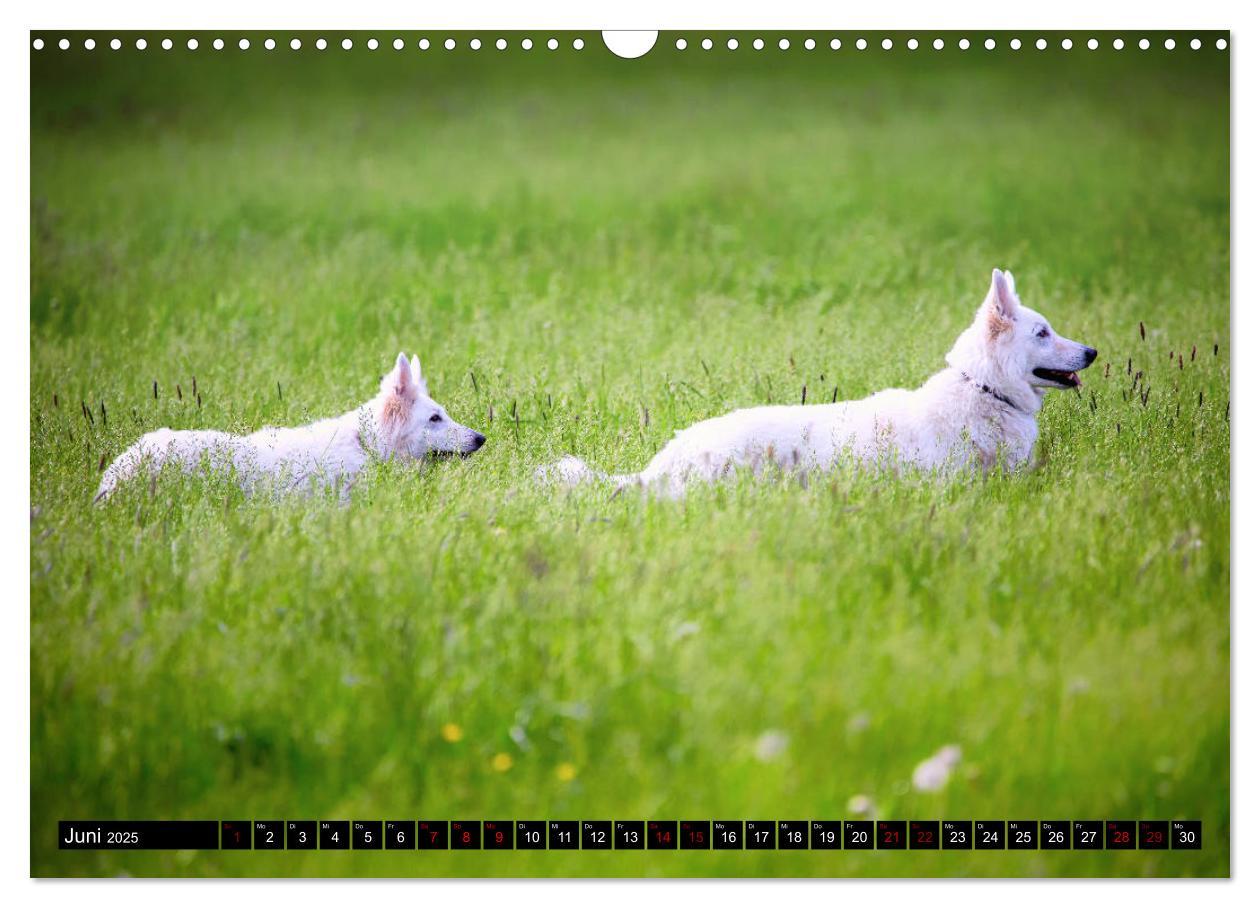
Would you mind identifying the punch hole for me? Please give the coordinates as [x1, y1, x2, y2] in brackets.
[470, 38, 482, 50]
[879, 38, 890, 50]
[573, 38, 585, 50]
[237, 38, 248, 50]
[1061, 38, 1073, 50]
[702, 38, 713, 50]
[367, 38, 379, 50]
[495, 38, 507, 50]
[728, 38, 739, 50]
[1164, 38, 1176, 50]
[264, 38, 276, 51]
[522, 38, 533, 50]
[33, 38, 44, 50]
[754, 38, 765, 50]
[958, 38, 970, 50]
[932, 38, 943, 50]
[805, 38, 816, 50]
[212, 38, 224, 50]
[1009, 38, 1021, 50]
[778, 38, 789, 50]
[1113, 38, 1124, 50]
[907, 38, 918, 50]
[1190, 38, 1201, 50]
[547, 38, 558, 50]
[85, 38, 96, 50]
[856, 38, 867, 50]
[1036, 38, 1047, 50]
[186, 38, 197, 50]
[58, 38, 69, 50]
[395, 38, 406, 50]
[602, 31, 657, 59]
[1139, 38, 1150, 50]
[830, 38, 841, 50]
[162, 38, 173, 51]
[1216, 38, 1227, 50]
[316, 38, 327, 50]
[419, 38, 430, 50]
[444, 38, 456, 50]
[984, 38, 995, 50]
[289, 38, 301, 51]
[1087, 38, 1098, 50]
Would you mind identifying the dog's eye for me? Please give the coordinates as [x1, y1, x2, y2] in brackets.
[429, 413, 443, 423]
[1036, 327, 1049, 338]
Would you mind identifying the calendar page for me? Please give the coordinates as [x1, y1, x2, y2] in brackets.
[28, 24, 1230, 880]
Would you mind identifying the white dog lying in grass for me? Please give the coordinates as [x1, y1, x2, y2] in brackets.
[96, 353, 485, 502]
[540, 269, 1096, 496]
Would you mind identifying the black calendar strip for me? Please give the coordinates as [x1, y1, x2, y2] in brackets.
[58, 819, 1202, 851]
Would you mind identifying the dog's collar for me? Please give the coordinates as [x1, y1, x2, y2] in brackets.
[958, 370, 1023, 413]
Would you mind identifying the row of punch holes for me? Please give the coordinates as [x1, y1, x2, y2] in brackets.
[32, 34, 1229, 53]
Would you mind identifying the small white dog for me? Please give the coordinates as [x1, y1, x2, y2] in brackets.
[96, 352, 486, 502]
[540, 269, 1096, 496]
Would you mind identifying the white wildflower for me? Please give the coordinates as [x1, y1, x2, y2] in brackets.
[847, 794, 875, 817]
[754, 730, 789, 762]
[670, 621, 701, 642]
[912, 744, 962, 792]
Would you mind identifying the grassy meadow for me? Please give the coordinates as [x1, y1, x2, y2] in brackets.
[30, 32, 1229, 877]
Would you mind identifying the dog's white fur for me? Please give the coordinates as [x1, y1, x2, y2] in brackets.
[539, 269, 1096, 496]
[96, 353, 485, 502]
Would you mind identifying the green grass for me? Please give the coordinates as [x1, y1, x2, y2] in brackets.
[30, 32, 1229, 877]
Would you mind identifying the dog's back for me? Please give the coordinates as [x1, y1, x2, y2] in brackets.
[95, 428, 240, 502]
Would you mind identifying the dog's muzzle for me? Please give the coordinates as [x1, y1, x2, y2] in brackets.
[1034, 347, 1097, 388]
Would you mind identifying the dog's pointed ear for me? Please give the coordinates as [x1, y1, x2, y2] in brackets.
[380, 352, 418, 426]
[392, 351, 414, 395]
[412, 355, 429, 396]
[984, 268, 1018, 337]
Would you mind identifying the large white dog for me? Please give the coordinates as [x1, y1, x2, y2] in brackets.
[540, 269, 1096, 496]
[96, 353, 485, 501]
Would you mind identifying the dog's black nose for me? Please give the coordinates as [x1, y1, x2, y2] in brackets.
[471, 432, 486, 450]
[1083, 347, 1098, 366]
